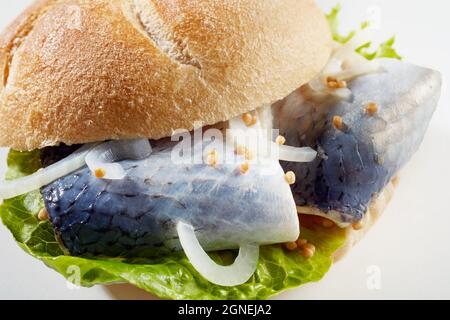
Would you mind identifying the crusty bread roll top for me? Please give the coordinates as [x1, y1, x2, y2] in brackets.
[0, 0, 331, 151]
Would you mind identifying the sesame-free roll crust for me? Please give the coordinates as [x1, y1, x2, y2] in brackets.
[0, 0, 332, 151]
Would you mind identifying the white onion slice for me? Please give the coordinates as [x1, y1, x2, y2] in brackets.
[331, 87, 353, 100]
[0, 144, 96, 200]
[307, 28, 382, 102]
[333, 29, 373, 61]
[276, 144, 317, 163]
[176, 221, 259, 287]
[228, 113, 317, 164]
[328, 61, 381, 82]
[85, 139, 152, 180]
[322, 57, 344, 77]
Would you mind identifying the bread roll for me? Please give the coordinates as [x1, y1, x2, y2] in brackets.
[0, 0, 332, 151]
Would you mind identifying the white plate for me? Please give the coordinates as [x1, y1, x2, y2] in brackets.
[0, 0, 449, 299]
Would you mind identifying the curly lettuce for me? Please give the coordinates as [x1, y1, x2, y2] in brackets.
[0, 150, 346, 300]
[327, 4, 402, 60]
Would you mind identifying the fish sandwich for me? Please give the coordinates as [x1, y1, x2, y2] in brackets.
[0, 0, 442, 299]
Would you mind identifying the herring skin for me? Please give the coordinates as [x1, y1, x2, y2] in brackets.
[276, 60, 442, 224]
[41, 60, 441, 256]
[41, 142, 298, 257]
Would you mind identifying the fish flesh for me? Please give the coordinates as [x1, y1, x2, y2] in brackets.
[273, 60, 442, 225]
[41, 140, 299, 257]
[41, 59, 441, 258]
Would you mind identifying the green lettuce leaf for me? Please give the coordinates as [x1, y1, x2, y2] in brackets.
[326, 4, 402, 60]
[0, 150, 346, 299]
[356, 37, 402, 61]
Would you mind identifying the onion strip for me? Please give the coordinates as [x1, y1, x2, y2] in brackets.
[0, 144, 96, 200]
[177, 221, 259, 287]
[276, 144, 317, 163]
[85, 139, 152, 180]
[228, 113, 318, 164]
[308, 29, 382, 101]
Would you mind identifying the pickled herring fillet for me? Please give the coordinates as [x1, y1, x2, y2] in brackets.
[274, 60, 442, 224]
[41, 140, 299, 257]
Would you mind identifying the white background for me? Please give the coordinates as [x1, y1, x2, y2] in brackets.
[0, 0, 449, 300]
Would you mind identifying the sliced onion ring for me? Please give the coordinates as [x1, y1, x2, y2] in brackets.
[86, 139, 152, 180]
[0, 144, 96, 200]
[332, 87, 353, 100]
[276, 144, 317, 163]
[176, 221, 259, 287]
[328, 62, 381, 82]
